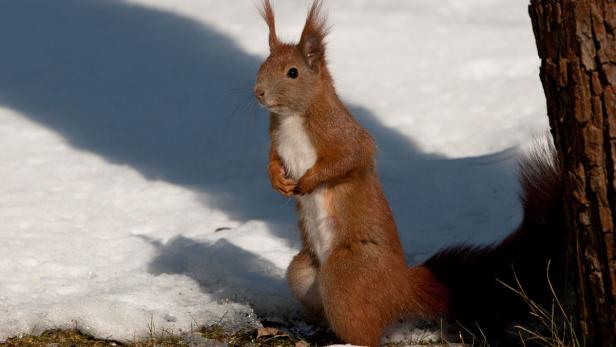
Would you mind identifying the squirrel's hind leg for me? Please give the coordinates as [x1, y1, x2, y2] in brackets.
[319, 246, 416, 347]
[287, 249, 323, 317]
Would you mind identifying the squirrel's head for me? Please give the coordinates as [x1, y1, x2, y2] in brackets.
[254, 0, 330, 116]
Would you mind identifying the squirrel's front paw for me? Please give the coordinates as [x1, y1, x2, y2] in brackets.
[274, 174, 297, 197]
[268, 162, 297, 197]
[295, 172, 318, 195]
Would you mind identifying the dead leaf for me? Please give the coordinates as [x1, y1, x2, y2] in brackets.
[256, 327, 281, 339]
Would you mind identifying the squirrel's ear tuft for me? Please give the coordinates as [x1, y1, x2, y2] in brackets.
[260, 0, 280, 51]
[299, 0, 329, 71]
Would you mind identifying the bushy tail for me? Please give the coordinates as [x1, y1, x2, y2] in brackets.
[423, 140, 565, 340]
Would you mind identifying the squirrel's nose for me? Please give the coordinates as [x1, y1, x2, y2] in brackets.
[254, 88, 265, 99]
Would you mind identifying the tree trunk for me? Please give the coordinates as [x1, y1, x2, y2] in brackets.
[529, 1, 616, 346]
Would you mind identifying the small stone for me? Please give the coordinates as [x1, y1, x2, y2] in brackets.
[181, 333, 228, 347]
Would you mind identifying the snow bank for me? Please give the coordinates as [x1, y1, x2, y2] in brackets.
[0, 0, 546, 343]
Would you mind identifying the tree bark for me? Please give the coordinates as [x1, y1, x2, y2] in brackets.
[529, 1, 616, 345]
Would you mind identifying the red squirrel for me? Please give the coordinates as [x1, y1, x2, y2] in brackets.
[253, 1, 565, 345]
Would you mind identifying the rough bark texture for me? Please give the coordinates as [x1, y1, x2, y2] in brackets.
[529, 0, 616, 345]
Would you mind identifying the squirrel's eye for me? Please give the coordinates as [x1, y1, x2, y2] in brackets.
[287, 67, 298, 79]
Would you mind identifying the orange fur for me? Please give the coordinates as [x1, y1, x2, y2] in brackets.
[254, 1, 564, 345]
[254, 2, 447, 345]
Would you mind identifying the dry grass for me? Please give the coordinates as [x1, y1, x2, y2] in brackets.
[440, 263, 584, 347]
[498, 264, 583, 347]
[0, 330, 119, 347]
[0, 324, 332, 347]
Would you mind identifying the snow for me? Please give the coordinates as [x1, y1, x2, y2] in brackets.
[0, 0, 547, 344]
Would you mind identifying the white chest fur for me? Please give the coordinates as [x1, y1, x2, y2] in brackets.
[275, 115, 316, 181]
[275, 114, 333, 263]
